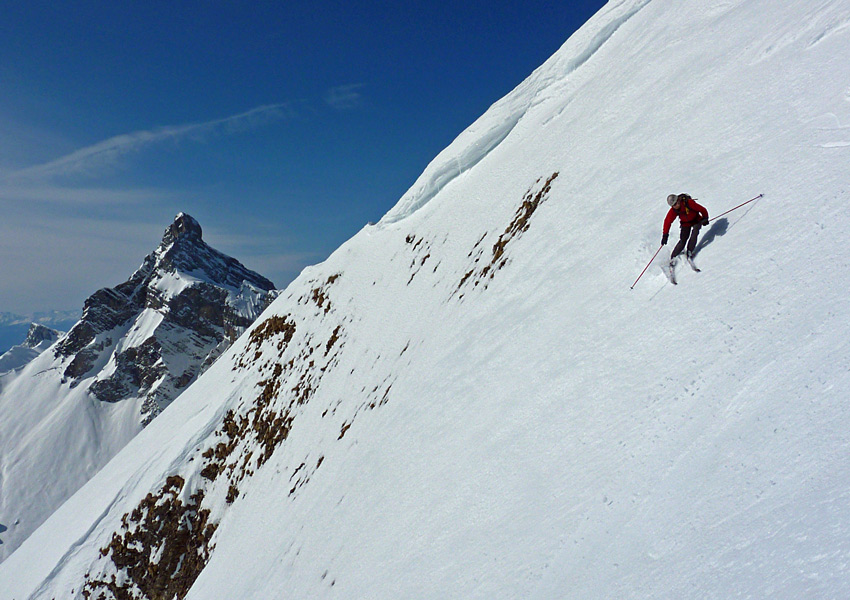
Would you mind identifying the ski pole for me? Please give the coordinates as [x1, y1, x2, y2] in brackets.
[709, 193, 764, 223]
[630, 245, 664, 290]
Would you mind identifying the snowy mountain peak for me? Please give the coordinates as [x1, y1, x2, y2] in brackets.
[0, 214, 278, 562]
[140, 213, 275, 295]
[22, 323, 61, 349]
[0, 324, 62, 376]
[53, 213, 277, 404]
[164, 212, 204, 244]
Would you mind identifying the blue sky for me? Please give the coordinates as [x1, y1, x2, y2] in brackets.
[0, 0, 606, 315]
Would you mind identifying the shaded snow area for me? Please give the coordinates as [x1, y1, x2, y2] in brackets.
[3, 0, 850, 598]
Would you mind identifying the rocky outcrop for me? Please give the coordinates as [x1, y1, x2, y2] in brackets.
[23, 323, 62, 348]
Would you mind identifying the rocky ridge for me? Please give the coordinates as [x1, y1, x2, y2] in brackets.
[54, 212, 278, 421]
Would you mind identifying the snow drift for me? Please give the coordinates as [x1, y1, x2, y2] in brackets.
[2, 0, 850, 598]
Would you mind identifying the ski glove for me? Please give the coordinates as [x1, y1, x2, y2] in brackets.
[701, 218, 709, 226]
[661, 233, 669, 246]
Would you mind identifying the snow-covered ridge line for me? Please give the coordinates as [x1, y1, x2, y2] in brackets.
[378, 112, 525, 225]
[378, 0, 650, 227]
[559, 0, 651, 76]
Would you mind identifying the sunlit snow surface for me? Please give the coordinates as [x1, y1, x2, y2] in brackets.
[3, 0, 850, 598]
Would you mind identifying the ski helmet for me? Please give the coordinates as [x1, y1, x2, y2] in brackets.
[667, 194, 678, 207]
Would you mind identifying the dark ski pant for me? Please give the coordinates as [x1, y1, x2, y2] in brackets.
[671, 223, 701, 259]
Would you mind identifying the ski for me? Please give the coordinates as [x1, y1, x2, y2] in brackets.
[665, 260, 677, 285]
[687, 257, 700, 272]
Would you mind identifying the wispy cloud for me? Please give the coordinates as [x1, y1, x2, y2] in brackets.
[0, 101, 318, 313]
[325, 84, 366, 110]
[3, 103, 295, 181]
[0, 183, 174, 205]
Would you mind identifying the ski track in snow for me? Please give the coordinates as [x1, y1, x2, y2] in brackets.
[750, 0, 850, 62]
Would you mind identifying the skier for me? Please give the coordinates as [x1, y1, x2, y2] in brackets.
[661, 193, 709, 266]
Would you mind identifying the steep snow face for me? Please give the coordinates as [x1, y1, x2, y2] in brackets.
[0, 214, 277, 562]
[4, 1, 850, 598]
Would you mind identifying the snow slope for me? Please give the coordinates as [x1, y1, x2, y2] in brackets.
[3, 0, 850, 598]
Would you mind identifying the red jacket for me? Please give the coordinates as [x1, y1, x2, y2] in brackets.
[663, 198, 709, 234]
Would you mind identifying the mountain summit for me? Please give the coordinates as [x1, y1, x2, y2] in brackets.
[165, 212, 204, 243]
[0, 214, 276, 561]
[54, 212, 275, 417]
[153, 213, 274, 293]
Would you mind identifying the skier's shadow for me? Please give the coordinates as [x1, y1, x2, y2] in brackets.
[693, 218, 729, 257]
